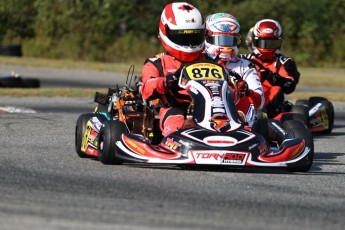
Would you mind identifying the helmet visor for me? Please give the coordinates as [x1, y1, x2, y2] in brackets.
[253, 38, 282, 49]
[166, 28, 205, 46]
[206, 35, 240, 47]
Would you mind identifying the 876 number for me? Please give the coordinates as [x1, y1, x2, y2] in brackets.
[191, 67, 222, 79]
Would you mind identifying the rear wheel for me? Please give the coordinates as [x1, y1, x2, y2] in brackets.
[309, 97, 334, 134]
[98, 120, 128, 164]
[75, 113, 106, 158]
[283, 120, 314, 172]
[322, 100, 334, 134]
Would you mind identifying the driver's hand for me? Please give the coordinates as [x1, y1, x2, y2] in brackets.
[164, 73, 179, 90]
[237, 79, 250, 97]
[228, 70, 242, 79]
[260, 69, 277, 85]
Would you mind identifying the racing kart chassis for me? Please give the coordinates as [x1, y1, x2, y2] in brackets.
[75, 62, 314, 172]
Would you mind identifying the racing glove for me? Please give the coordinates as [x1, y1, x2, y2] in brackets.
[226, 70, 250, 97]
[164, 73, 179, 90]
[260, 69, 296, 94]
[236, 79, 250, 97]
[228, 70, 242, 80]
[260, 69, 277, 85]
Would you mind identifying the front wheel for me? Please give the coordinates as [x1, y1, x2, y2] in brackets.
[283, 120, 314, 172]
[291, 104, 309, 126]
[98, 120, 128, 164]
[75, 113, 106, 158]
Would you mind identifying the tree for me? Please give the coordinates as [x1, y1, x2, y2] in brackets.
[0, 0, 36, 43]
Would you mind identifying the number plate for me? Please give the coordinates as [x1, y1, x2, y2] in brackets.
[185, 63, 225, 81]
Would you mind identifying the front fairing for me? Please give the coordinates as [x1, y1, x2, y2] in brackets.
[116, 126, 267, 166]
[164, 127, 264, 154]
[115, 123, 309, 168]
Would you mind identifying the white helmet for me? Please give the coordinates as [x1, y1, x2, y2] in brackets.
[205, 13, 241, 61]
[159, 2, 205, 62]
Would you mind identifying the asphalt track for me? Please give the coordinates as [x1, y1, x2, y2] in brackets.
[0, 64, 345, 230]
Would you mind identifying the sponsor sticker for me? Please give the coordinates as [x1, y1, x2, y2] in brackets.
[165, 137, 182, 150]
[263, 28, 274, 33]
[211, 96, 224, 108]
[203, 136, 238, 147]
[192, 150, 247, 165]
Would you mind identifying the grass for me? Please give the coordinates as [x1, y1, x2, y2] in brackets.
[0, 88, 107, 97]
[0, 56, 143, 73]
[288, 92, 345, 102]
[298, 67, 345, 88]
[0, 56, 344, 101]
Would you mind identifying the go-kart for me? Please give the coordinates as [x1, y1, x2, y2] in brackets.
[75, 61, 314, 172]
[267, 96, 334, 135]
[0, 71, 40, 88]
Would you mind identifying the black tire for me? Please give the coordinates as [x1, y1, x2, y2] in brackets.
[98, 120, 128, 165]
[151, 119, 163, 145]
[308, 96, 328, 104]
[22, 78, 40, 88]
[279, 112, 308, 127]
[283, 120, 314, 172]
[251, 118, 270, 141]
[309, 97, 334, 134]
[295, 99, 308, 106]
[75, 113, 106, 158]
[322, 100, 334, 134]
[0, 77, 23, 87]
[291, 104, 309, 126]
[0, 44, 22, 56]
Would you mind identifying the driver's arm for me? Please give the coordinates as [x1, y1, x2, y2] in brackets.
[141, 61, 169, 101]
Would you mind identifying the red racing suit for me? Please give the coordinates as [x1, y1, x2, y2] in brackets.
[240, 53, 300, 117]
[141, 52, 205, 136]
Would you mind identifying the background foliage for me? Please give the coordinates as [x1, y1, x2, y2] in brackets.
[1, 0, 344, 67]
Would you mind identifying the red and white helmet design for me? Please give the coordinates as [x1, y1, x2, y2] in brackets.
[205, 13, 241, 62]
[159, 2, 205, 62]
[251, 19, 283, 60]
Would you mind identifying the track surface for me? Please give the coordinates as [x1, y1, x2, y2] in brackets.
[0, 65, 345, 230]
